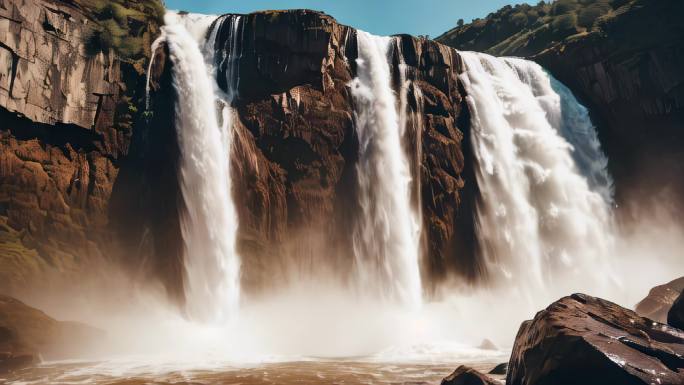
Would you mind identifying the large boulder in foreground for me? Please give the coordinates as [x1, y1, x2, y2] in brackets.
[507, 293, 684, 385]
[668, 292, 684, 330]
[0, 295, 102, 373]
[441, 365, 499, 385]
[635, 277, 684, 323]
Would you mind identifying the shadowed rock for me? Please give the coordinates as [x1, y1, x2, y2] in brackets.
[507, 293, 684, 385]
[668, 292, 684, 330]
[488, 362, 507, 375]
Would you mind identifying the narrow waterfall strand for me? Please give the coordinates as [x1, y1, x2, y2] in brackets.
[350, 31, 422, 308]
[163, 12, 241, 322]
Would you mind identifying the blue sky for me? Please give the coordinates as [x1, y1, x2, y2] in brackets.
[165, 0, 526, 38]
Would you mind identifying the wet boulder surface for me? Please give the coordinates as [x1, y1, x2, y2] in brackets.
[507, 293, 684, 385]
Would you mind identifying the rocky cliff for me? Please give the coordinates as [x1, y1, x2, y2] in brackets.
[437, 0, 684, 214]
[0, 0, 161, 293]
[139, 10, 477, 298]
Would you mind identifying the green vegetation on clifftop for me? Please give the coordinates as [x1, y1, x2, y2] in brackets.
[436, 0, 639, 57]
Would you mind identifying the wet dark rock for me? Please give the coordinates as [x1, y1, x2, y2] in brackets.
[441, 365, 499, 385]
[636, 277, 684, 323]
[488, 362, 507, 375]
[507, 293, 684, 385]
[668, 292, 684, 330]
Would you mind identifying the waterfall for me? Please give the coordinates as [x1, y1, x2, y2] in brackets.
[350, 31, 422, 308]
[459, 52, 616, 295]
[162, 12, 241, 322]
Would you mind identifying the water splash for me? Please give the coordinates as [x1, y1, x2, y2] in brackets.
[162, 12, 241, 323]
[459, 52, 617, 298]
[350, 31, 422, 308]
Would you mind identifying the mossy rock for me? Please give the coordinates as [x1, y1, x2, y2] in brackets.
[80, 0, 164, 60]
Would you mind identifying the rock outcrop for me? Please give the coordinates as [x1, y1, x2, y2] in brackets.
[507, 293, 684, 385]
[441, 365, 499, 385]
[0, 0, 161, 293]
[668, 292, 684, 330]
[635, 277, 684, 323]
[0, 295, 102, 373]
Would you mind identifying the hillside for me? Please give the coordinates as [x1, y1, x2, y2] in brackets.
[436, 0, 636, 57]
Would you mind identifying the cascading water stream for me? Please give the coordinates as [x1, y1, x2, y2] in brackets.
[529, 65, 614, 203]
[459, 52, 617, 297]
[160, 12, 241, 323]
[397, 42, 425, 224]
[350, 31, 422, 308]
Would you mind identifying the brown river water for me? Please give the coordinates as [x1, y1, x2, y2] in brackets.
[1, 360, 505, 384]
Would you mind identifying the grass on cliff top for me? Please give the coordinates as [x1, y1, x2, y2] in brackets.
[81, 0, 165, 60]
[436, 0, 640, 57]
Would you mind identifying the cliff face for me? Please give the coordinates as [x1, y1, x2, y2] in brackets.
[438, 0, 684, 213]
[139, 10, 476, 298]
[0, 0, 160, 292]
